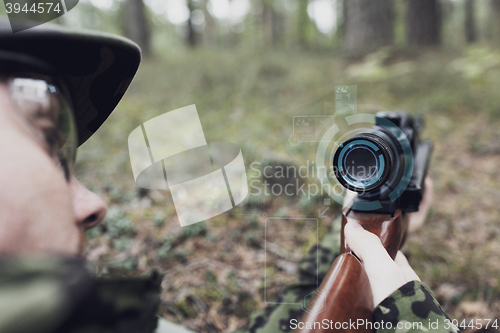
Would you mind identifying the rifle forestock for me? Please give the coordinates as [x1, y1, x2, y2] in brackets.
[295, 209, 408, 333]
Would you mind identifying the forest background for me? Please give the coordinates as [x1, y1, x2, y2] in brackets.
[2, 1, 500, 332]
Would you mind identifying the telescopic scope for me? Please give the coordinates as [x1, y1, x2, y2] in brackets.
[333, 131, 397, 193]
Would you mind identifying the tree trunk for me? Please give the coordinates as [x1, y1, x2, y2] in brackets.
[340, 0, 347, 38]
[465, 0, 476, 43]
[490, 0, 500, 44]
[262, 1, 273, 47]
[272, 9, 284, 46]
[344, 0, 395, 54]
[186, 0, 198, 48]
[297, 0, 311, 47]
[407, 0, 441, 46]
[201, 0, 215, 45]
[124, 0, 151, 56]
[260, 0, 284, 47]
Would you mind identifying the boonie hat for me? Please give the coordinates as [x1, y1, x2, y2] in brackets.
[0, 19, 141, 146]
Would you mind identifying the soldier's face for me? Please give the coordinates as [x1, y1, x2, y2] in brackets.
[0, 82, 106, 255]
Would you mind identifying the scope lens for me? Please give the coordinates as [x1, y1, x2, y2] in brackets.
[333, 134, 395, 193]
[344, 146, 378, 181]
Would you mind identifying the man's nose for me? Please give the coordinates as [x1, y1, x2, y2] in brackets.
[70, 177, 107, 230]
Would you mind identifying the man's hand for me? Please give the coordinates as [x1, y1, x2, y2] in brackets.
[345, 223, 420, 307]
[344, 177, 434, 307]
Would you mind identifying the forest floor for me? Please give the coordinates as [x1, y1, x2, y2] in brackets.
[77, 45, 500, 333]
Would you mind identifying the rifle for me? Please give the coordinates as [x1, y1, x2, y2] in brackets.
[296, 112, 432, 332]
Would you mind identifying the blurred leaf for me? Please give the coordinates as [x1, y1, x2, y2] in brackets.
[182, 222, 207, 239]
[104, 207, 134, 238]
[205, 269, 217, 284]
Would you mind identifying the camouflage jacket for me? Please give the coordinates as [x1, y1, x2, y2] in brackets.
[373, 280, 460, 333]
[238, 217, 461, 333]
[0, 256, 162, 333]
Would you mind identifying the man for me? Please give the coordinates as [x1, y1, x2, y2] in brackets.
[0, 19, 174, 333]
[0, 19, 458, 333]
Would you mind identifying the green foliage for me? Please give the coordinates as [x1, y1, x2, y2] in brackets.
[108, 255, 137, 272]
[448, 47, 500, 79]
[75, 39, 500, 325]
[86, 225, 103, 239]
[244, 230, 258, 246]
[205, 233, 219, 242]
[205, 269, 217, 284]
[175, 299, 197, 318]
[170, 248, 192, 260]
[108, 188, 125, 203]
[157, 234, 176, 259]
[274, 207, 289, 217]
[104, 207, 134, 239]
[112, 237, 134, 251]
[152, 211, 166, 227]
[182, 222, 207, 239]
[157, 243, 171, 259]
[248, 216, 259, 229]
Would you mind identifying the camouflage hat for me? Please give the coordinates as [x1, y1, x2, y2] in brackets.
[0, 19, 141, 146]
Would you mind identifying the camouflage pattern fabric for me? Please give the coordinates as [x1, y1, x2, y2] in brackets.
[237, 216, 461, 333]
[0, 256, 161, 333]
[374, 281, 461, 333]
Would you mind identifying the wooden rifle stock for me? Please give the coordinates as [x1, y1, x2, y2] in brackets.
[296, 208, 409, 333]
